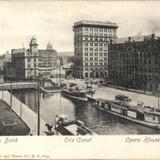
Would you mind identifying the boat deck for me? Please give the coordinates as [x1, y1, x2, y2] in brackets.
[64, 124, 78, 135]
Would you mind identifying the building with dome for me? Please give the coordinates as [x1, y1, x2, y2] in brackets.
[4, 36, 57, 80]
[38, 42, 57, 68]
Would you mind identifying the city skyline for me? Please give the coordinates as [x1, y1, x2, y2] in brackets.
[0, 1, 160, 55]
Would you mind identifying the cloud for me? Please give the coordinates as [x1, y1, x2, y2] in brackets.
[0, 1, 160, 54]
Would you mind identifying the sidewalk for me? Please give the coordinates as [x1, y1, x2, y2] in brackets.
[0, 91, 49, 135]
[106, 85, 153, 96]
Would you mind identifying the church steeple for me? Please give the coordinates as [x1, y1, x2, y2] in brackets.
[29, 35, 38, 53]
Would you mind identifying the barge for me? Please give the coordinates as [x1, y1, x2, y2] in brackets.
[89, 97, 160, 130]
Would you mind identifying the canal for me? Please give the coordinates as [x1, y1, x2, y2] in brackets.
[13, 89, 160, 135]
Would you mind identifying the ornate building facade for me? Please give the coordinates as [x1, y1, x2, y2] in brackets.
[4, 36, 57, 80]
[5, 36, 39, 80]
[73, 20, 118, 78]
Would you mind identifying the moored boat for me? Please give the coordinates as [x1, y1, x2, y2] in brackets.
[90, 97, 160, 130]
[55, 115, 97, 135]
[61, 85, 88, 102]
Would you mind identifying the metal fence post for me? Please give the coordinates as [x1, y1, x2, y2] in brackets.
[20, 102, 22, 118]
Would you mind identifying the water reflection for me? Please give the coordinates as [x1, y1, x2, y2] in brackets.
[13, 90, 160, 135]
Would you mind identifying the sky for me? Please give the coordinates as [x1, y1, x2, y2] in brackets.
[0, 1, 160, 55]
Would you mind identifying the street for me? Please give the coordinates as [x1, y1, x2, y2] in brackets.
[64, 78, 159, 109]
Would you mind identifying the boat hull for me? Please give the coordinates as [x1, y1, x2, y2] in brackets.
[61, 89, 88, 102]
[89, 97, 160, 130]
[55, 120, 97, 135]
[98, 106, 160, 130]
[41, 87, 61, 94]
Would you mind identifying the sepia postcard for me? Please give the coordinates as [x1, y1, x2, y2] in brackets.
[0, 0, 160, 159]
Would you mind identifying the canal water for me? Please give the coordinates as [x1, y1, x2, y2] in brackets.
[13, 89, 160, 135]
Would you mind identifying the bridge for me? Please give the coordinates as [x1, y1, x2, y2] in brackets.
[0, 82, 38, 90]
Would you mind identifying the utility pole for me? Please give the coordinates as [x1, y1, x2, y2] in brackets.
[158, 95, 159, 111]
[20, 102, 22, 118]
[59, 57, 62, 87]
[10, 81, 12, 108]
[37, 78, 40, 135]
[2, 83, 3, 100]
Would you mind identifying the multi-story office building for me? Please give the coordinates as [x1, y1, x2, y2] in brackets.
[108, 34, 160, 91]
[73, 20, 118, 78]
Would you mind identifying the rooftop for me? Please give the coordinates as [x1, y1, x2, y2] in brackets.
[74, 20, 118, 28]
[115, 34, 160, 44]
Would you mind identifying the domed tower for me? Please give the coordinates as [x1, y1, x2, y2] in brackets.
[47, 41, 53, 50]
[29, 35, 38, 54]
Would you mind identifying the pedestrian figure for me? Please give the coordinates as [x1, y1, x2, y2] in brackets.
[55, 115, 59, 129]
[45, 123, 53, 133]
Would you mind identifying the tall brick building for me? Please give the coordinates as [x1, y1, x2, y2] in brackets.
[108, 34, 160, 91]
[73, 20, 118, 79]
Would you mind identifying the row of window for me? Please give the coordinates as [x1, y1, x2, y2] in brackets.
[75, 27, 116, 33]
[110, 66, 159, 73]
[84, 52, 107, 56]
[75, 35, 115, 41]
[75, 47, 106, 51]
[84, 42, 108, 46]
[111, 72, 158, 81]
[110, 58, 158, 65]
[111, 52, 155, 58]
[84, 62, 107, 66]
[75, 43, 108, 47]
[85, 47, 104, 51]
[76, 52, 107, 56]
[75, 33, 116, 37]
[84, 57, 108, 61]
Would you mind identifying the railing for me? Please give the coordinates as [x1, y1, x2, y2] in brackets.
[0, 90, 48, 135]
[0, 82, 38, 90]
[74, 20, 117, 27]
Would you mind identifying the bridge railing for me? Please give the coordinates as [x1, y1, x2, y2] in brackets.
[0, 81, 38, 86]
[0, 82, 38, 90]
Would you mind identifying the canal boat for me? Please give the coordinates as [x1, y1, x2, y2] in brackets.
[55, 115, 97, 135]
[89, 97, 160, 130]
[61, 85, 88, 102]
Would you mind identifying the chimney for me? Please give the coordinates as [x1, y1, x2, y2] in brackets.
[152, 34, 155, 39]
[128, 37, 131, 42]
